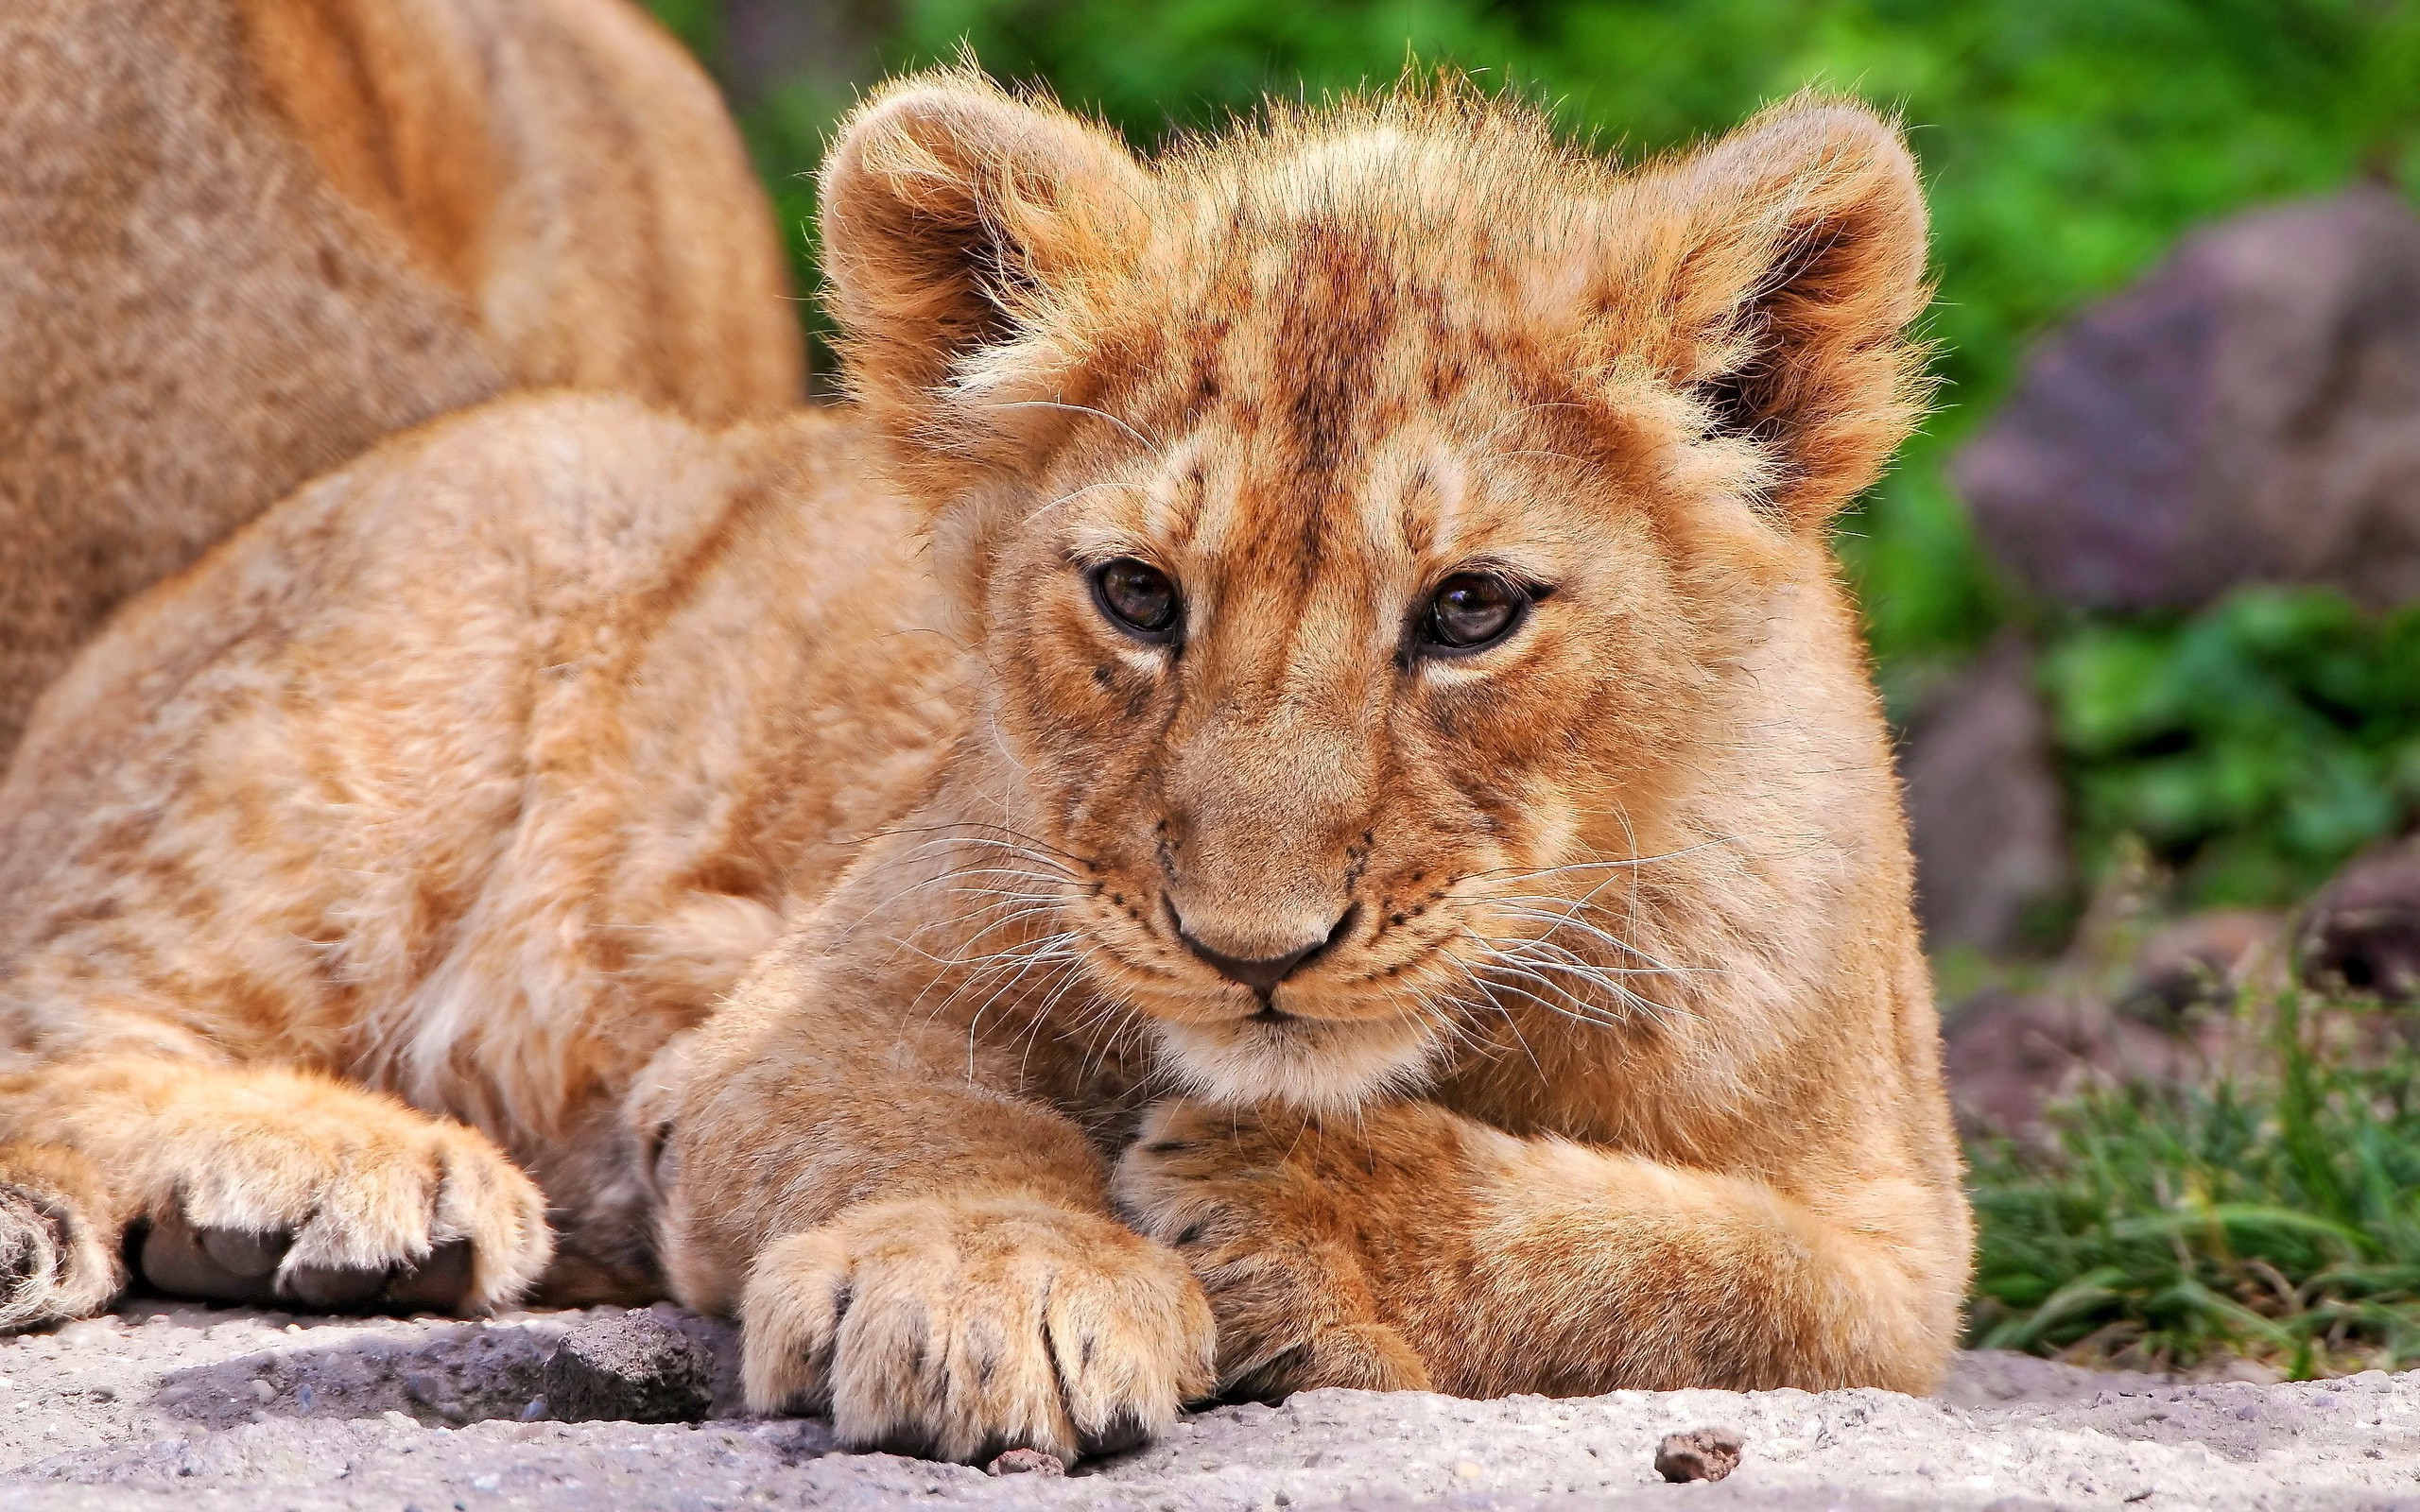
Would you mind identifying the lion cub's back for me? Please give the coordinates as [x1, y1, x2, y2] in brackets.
[0, 395, 833, 1063]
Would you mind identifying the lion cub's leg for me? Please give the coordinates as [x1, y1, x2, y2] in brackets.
[647, 998, 1214, 1465]
[0, 1055, 550, 1327]
[1115, 1100, 1966, 1400]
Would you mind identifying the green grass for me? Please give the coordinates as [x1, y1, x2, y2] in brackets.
[650, 0, 2420, 639]
[1967, 989, 2420, 1377]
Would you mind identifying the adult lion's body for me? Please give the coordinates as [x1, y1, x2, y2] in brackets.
[0, 0, 802, 763]
[0, 73, 1969, 1460]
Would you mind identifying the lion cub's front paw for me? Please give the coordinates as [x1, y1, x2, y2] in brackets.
[740, 1195, 1213, 1463]
[129, 1070, 551, 1314]
[1113, 1101, 1432, 1400]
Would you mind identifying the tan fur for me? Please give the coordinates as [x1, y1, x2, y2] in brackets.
[0, 72, 1968, 1462]
[0, 0, 803, 764]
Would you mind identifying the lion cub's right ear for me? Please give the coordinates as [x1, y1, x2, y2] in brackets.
[819, 71, 1150, 448]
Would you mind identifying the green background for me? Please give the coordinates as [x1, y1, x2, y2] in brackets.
[650, 0, 2420, 918]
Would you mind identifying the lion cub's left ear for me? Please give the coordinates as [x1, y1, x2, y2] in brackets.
[819, 70, 1150, 443]
[1611, 98, 1931, 528]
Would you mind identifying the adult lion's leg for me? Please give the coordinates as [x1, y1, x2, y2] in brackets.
[1114, 1099, 1968, 1400]
[0, 1053, 551, 1325]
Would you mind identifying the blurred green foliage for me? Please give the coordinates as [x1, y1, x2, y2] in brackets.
[1970, 992, 2420, 1376]
[649, 0, 2420, 905]
[2043, 592, 2420, 907]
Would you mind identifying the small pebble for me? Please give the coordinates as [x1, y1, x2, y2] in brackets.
[986, 1448, 1065, 1477]
[1654, 1426, 1744, 1484]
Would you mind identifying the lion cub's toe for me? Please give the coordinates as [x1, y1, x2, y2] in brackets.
[740, 1195, 1213, 1464]
[130, 1070, 550, 1314]
[1114, 1100, 1436, 1400]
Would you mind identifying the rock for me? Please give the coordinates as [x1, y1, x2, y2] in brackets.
[2121, 909, 2284, 1024]
[1935, 1349, 2171, 1407]
[1653, 1426, 1743, 1483]
[0, 1304, 2413, 1510]
[1940, 988, 2198, 1136]
[1900, 635, 2073, 955]
[1958, 185, 2420, 610]
[986, 1448, 1065, 1476]
[2299, 837, 2420, 1001]
[542, 1311, 716, 1424]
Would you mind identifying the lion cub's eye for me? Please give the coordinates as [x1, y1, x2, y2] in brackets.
[1090, 558, 1182, 642]
[1417, 571, 1534, 654]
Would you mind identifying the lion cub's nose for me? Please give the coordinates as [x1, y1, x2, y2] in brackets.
[1171, 902, 1359, 991]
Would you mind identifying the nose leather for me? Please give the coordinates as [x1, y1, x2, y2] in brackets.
[1174, 904, 1357, 991]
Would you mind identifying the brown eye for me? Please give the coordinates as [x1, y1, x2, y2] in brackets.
[1090, 558, 1182, 641]
[1419, 572, 1531, 653]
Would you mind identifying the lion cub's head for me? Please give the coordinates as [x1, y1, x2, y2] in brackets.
[820, 71, 1928, 1110]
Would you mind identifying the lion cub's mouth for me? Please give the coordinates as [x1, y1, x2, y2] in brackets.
[1149, 1002, 1442, 1113]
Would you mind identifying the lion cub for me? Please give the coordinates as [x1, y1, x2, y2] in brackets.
[0, 72, 1971, 1461]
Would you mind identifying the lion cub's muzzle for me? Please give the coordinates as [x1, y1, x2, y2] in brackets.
[1168, 898, 1358, 1002]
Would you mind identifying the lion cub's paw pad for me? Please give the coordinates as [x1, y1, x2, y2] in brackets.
[139, 1211, 478, 1312]
[740, 1196, 1214, 1463]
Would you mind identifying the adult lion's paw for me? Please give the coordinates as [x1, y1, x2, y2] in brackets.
[740, 1194, 1213, 1463]
[1112, 1101, 1432, 1400]
[130, 1073, 551, 1314]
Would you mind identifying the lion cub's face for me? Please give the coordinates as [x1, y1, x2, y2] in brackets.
[821, 76, 1927, 1109]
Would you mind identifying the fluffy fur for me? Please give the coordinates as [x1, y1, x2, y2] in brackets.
[0, 0, 803, 764]
[0, 71, 1969, 1463]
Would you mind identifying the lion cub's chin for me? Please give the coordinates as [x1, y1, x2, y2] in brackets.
[1151, 1012, 1441, 1114]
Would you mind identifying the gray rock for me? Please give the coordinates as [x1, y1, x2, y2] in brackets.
[1959, 185, 2420, 610]
[2301, 835, 2420, 1001]
[1901, 635, 2072, 956]
[1940, 988, 2201, 1137]
[2122, 909, 2285, 1023]
[543, 1310, 716, 1424]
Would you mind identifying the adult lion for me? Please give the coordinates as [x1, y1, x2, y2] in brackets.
[0, 73, 1971, 1462]
[0, 0, 802, 763]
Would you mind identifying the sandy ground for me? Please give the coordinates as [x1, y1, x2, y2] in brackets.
[1, 1303, 2412, 1511]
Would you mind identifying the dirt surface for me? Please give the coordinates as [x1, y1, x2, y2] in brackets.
[3, 1303, 2414, 1510]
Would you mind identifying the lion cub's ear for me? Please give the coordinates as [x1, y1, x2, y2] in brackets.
[1612, 97, 1930, 528]
[819, 70, 1150, 441]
